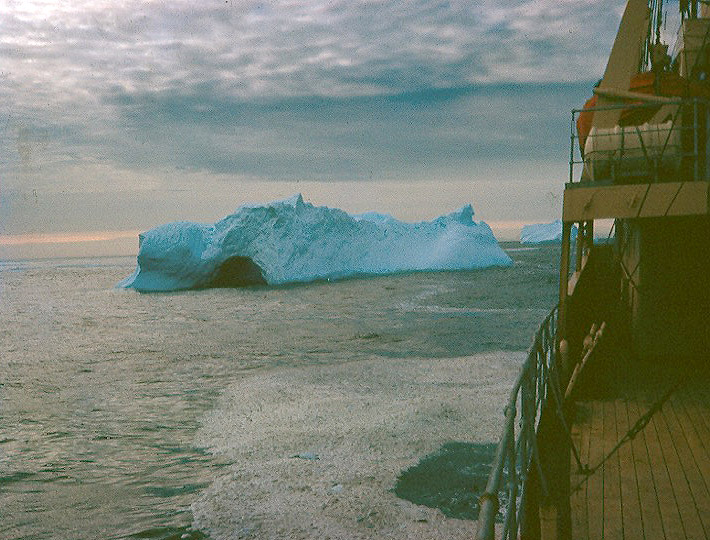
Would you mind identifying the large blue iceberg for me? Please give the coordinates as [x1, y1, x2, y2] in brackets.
[520, 219, 577, 245]
[117, 194, 512, 292]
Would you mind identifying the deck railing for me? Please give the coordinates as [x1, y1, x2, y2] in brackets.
[476, 305, 558, 540]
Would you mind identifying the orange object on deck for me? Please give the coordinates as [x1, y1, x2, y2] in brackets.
[620, 71, 710, 125]
[576, 95, 598, 156]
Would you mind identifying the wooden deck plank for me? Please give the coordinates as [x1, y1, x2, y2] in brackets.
[577, 402, 591, 540]
[651, 405, 706, 539]
[627, 397, 666, 539]
[637, 396, 686, 539]
[680, 387, 710, 455]
[587, 400, 605, 540]
[570, 402, 591, 540]
[602, 399, 624, 540]
[691, 384, 710, 443]
[675, 386, 710, 534]
[670, 393, 710, 493]
[663, 394, 710, 537]
[566, 365, 710, 540]
[615, 398, 644, 540]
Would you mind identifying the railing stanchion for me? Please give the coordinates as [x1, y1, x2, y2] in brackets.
[508, 411, 518, 538]
[570, 113, 576, 184]
[694, 98, 700, 182]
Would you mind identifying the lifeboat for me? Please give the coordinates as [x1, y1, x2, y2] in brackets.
[581, 71, 710, 181]
[583, 120, 681, 181]
[576, 94, 598, 157]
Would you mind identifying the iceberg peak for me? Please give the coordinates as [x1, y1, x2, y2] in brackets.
[448, 203, 475, 225]
[234, 193, 306, 214]
[281, 193, 304, 208]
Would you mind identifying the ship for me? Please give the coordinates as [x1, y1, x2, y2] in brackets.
[477, 1, 710, 539]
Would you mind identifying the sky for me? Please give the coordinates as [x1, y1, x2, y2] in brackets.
[0, 0, 629, 257]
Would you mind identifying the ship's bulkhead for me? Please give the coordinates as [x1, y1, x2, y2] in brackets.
[619, 216, 710, 358]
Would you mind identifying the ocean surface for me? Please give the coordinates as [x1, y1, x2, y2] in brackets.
[0, 244, 559, 539]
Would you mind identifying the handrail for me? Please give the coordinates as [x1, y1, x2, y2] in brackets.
[476, 305, 558, 540]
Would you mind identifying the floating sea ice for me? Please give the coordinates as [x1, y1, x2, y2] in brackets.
[117, 194, 512, 292]
[291, 452, 320, 461]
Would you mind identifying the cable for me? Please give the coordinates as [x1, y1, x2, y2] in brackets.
[571, 380, 683, 492]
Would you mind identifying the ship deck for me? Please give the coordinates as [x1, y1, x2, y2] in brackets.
[569, 362, 710, 540]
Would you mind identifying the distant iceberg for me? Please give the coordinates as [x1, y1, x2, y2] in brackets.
[520, 220, 577, 245]
[117, 194, 512, 292]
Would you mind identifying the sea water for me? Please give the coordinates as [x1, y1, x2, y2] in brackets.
[0, 244, 559, 539]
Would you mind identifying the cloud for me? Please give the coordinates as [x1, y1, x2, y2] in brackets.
[1, 0, 626, 169]
[2, 81, 592, 193]
[103, 83, 592, 181]
[2, 0, 623, 114]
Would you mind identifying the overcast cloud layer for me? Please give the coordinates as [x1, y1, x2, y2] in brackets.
[3, 0, 623, 105]
[1, 0, 630, 246]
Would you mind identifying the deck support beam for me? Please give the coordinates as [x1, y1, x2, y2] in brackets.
[563, 181, 710, 222]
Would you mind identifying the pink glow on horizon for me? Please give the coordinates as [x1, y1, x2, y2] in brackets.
[0, 230, 141, 246]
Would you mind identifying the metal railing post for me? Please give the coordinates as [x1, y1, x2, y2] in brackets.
[570, 114, 576, 184]
[506, 422, 518, 538]
[694, 99, 700, 182]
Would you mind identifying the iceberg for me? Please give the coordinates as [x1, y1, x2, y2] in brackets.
[117, 194, 512, 292]
[520, 220, 577, 245]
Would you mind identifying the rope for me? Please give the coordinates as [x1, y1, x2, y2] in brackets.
[606, 219, 617, 243]
[542, 324, 605, 476]
[546, 359, 589, 475]
[615, 218, 643, 294]
[663, 181, 686, 216]
[571, 380, 683, 492]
